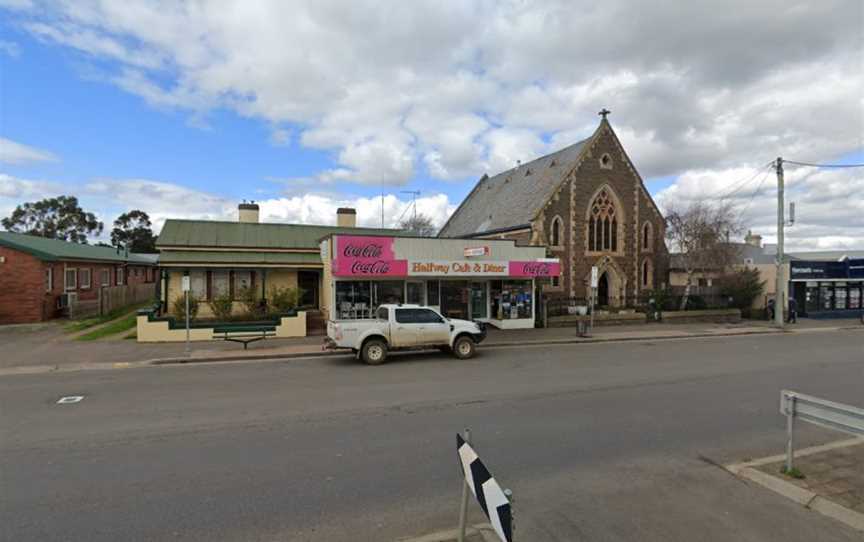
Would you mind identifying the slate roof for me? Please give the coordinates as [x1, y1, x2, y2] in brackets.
[438, 137, 591, 238]
[0, 231, 157, 264]
[156, 219, 405, 250]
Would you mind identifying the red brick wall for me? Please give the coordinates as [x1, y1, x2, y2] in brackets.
[0, 247, 48, 324]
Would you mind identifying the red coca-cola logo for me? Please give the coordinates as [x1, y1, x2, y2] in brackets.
[351, 260, 391, 274]
[521, 262, 551, 276]
[343, 243, 383, 258]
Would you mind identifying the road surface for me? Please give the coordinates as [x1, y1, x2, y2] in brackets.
[1, 330, 862, 541]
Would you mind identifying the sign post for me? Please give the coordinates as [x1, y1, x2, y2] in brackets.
[589, 266, 598, 335]
[182, 275, 191, 355]
[457, 428, 471, 542]
[456, 431, 514, 542]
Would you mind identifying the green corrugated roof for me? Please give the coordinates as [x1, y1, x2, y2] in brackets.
[158, 250, 322, 266]
[0, 231, 157, 264]
[156, 219, 407, 249]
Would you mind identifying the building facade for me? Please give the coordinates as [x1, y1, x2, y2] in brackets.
[0, 231, 158, 324]
[321, 233, 559, 329]
[438, 116, 668, 307]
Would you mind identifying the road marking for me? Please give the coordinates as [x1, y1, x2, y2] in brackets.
[57, 396, 84, 404]
[113, 362, 130, 369]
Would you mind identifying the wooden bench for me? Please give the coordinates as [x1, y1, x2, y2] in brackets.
[212, 323, 277, 349]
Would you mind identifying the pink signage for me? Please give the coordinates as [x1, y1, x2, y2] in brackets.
[333, 236, 408, 277]
[508, 260, 562, 278]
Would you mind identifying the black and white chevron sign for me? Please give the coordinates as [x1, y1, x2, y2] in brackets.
[457, 434, 513, 542]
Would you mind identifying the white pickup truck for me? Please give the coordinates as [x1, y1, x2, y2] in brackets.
[325, 304, 486, 365]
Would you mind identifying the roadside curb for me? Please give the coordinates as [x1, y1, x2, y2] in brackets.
[725, 438, 864, 533]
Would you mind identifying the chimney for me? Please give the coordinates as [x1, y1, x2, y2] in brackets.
[337, 207, 357, 228]
[238, 201, 260, 223]
[744, 230, 762, 248]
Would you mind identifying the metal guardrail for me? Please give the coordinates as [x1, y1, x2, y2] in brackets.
[779, 390, 864, 471]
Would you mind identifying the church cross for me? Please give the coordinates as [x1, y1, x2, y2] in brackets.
[598, 108, 611, 120]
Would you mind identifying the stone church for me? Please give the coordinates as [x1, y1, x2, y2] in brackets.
[438, 113, 668, 306]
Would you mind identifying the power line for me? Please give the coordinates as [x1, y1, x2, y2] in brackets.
[708, 161, 775, 201]
[784, 160, 864, 168]
[734, 166, 773, 220]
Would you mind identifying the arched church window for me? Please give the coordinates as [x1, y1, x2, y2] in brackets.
[588, 189, 618, 252]
[550, 216, 563, 247]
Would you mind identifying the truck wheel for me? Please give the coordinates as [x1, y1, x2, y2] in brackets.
[361, 339, 388, 365]
[452, 336, 475, 360]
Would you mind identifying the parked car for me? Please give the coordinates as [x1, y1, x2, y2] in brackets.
[325, 304, 486, 364]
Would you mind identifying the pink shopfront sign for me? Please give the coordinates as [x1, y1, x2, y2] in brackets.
[333, 235, 408, 277]
[508, 260, 562, 278]
[332, 235, 561, 279]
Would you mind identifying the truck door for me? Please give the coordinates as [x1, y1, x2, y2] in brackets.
[416, 308, 450, 345]
[392, 308, 422, 347]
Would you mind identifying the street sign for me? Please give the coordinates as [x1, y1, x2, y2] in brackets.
[590, 266, 598, 288]
[457, 433, 513, 542]
[181, 275, 191, 292]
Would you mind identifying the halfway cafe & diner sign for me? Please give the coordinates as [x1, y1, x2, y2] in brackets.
[332, 235, 561, 279]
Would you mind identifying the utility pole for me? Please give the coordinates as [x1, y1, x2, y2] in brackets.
[774, 157, 785, 328]
[381, 193, 385, 228]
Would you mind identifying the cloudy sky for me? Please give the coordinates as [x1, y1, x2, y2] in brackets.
[0, 0, 862, 250]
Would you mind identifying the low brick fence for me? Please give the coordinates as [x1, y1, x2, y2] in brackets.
[548, 308, 742, 327]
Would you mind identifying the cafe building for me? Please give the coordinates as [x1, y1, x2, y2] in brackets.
[789, 256, 864, 318]
[320, 233, 561, 329]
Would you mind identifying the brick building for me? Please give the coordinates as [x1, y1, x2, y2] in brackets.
[0, 231, 158, 324]
[438, 114, 668, 307]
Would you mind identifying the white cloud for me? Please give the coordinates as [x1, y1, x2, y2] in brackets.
[3, 0, 862, 248]
[0, 138, 59, 165]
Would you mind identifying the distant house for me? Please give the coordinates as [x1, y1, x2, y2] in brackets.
[438, 114, 669, 307]
[0, 231, 158, 324]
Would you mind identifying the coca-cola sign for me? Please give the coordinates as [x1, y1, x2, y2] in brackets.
[508, 260, 561, 278]
[342, 242, 383, 259]
[334, 235, 407, 276]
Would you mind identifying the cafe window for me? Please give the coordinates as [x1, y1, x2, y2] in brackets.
[490, 280, 532, 320]
[373, 281, 404, 306]
[212, 270, 229, 297]
[426, 280, 440, 306]
[336, 281, 372, 319]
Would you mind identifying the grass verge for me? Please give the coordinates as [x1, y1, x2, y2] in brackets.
[64, 301, 151, 333]
[77, 313, 138, 341]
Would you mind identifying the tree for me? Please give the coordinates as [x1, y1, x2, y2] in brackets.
[719, 267, 766, 317]
[111, 210, 157, 253]
[665, 201, 742, 310]
[399, 213, 437, 237]
[2, 195, 103, 243]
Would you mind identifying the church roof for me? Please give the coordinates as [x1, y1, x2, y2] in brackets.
[438, 136, 591, 238]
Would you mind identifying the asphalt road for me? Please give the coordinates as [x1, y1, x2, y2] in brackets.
[1, 330, 863, 541]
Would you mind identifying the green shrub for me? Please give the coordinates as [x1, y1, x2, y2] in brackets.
[238, 286, 262, 318]
[269, 286, 302, 313]
[719, 267, 766, 317]
[208, 292, 234, 321]
[171, 294, 199, 321]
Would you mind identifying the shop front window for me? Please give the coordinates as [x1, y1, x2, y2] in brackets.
[470, 282, 488, 319]
[849, 283, 861, 310]
[336, 281, 372, 319]
[835, 283, 847, 310]
[212, 270, 229, 297]
[440, 281, 469, 320]
[805, 282, 819, 313]
[426, 280, 440, 307]
[490, 280, 532, 319]
[373, 281, 404, 306]
[819, 283, 833, 310]
[406, 281, 425, 305]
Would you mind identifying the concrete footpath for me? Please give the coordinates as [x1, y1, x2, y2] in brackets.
[1, 318, 860, 376]
[727, 438, 864, 533]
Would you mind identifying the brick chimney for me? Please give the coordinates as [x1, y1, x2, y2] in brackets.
[744, 230, 762, 248]
[337, 207, 356, 228]
[238, 201, 260, 223]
